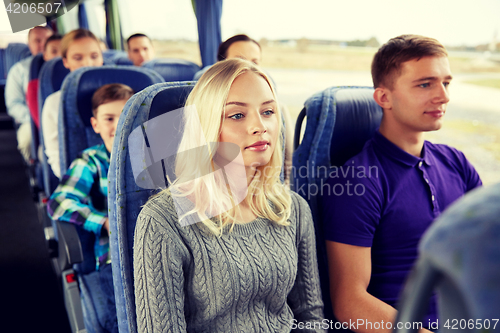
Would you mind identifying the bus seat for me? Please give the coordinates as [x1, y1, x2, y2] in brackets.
[0, 48, 6, 85]
[0, 48, 5, 114]
[108, 82, 195, 333]
[142, 58, 200, 82]
[103, 49, 133, 66]
[193, 65, 210, 80]
[27, 54, 45, 129]
[5, 43, 31, 75]
[54, 65, 163, 332]
[38, 57, 70, 197]
[292, 86, 382, 322]
[395, 183, 500, 333]
[24, 54, 45, 201]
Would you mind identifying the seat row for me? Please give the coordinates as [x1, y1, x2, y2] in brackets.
[11, 49, 497, 332]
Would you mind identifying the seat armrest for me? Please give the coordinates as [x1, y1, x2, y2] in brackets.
[56, 220, 84, 271]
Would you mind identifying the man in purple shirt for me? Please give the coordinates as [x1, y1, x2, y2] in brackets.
[321, 35, 482, 333]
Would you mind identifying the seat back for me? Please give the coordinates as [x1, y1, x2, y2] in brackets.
[142, 58, 200, 82]
[5, 43, 31, 74]
[108, 82, 195, 333]
[0, 48, 6, 84]
[38, 57, 70, 196]
[102, 49, 133, 66]
[57, 65, 164, 275]
[292, 86, 382, 321]
[395, 183, 500, 333]
[26, 54, 45, 189]
[193, 65, 210, 80]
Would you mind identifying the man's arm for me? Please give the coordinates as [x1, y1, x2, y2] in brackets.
[326, 241, 431, 333]
[5, 60, 30, 125]
[326, 241, 397, 333]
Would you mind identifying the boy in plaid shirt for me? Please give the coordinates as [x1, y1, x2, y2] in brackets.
[47, 83, 134, 333]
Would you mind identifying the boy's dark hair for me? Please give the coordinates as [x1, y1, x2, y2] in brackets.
[126, 33, 152, 48]
[92, 84, 134, 117]
[371, 34, 448, 89]
[44, 34, 63, 50]
[61, 28, 100, 58]
[217, 34, 260, 62]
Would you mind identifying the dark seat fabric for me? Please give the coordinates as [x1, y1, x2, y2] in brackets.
[108, 82, 195, 333]
[142, 58, 200, 82]
[38, 57, 70, 196]
[292, 86, 383, 322]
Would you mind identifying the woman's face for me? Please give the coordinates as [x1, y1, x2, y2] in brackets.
[63, 37, 103, 72]
[218, 71, 279, 172]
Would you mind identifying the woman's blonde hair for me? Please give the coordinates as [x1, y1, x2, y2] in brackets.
[167, 58, 291, 235]
[60, 28, 100, 59]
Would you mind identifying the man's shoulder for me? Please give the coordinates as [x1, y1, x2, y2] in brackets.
[425, 141, 468, 164]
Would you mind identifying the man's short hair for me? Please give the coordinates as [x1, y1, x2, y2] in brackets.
[44, 34, 63, 50]
[126, 33, 152, 48]
[28, 25, 52, 38]
[92, 84, 134, 117]
[217, 34, 261, 62]
[371, 34, 448, 89]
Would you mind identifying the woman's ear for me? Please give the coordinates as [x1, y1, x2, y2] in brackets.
[373, 87, 392, 111]
[90, 116, 100, 134]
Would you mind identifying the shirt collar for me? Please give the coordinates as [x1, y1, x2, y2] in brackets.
[372, 130, 433, 167]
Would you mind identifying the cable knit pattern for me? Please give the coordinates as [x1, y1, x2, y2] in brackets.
[134, 191, 325, 332]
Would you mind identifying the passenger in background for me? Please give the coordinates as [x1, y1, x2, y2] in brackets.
[42, 34, 62, 62]
[126, 33, 155, 66]
[42, 28, 104, 178]
[217, 34, 261, 65]
[134, 59, 325, 332]
[47, 83, 134, 333]
[5, 25, 52, 161]
[321, 35, 482, 333]
[217, 34, 294, 184]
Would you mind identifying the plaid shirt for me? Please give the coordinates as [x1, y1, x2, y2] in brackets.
[47, 144, 110, 270]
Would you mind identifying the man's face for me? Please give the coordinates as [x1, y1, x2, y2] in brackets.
[127, 37, 155, 66]
[43, 40, 61, 61]
[28, 28, 52, 55]
[382, 56, 452, 134]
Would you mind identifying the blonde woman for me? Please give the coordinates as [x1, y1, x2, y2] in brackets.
[134, 59, 325, 332]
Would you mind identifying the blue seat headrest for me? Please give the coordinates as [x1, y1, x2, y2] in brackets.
[5, 43, 31, 73]
[327, 88, 383, 166]
[72, 66, 164, 127]
[29, 54, 45, 81]
[142, 58, 200, 82]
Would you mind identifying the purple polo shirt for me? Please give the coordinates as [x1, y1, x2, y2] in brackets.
[320, 130, 481, 325]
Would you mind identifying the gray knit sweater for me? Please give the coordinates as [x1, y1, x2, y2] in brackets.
[134, 191, 326, 332]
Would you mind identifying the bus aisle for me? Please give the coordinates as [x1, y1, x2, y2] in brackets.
[0, 127, 71, 332]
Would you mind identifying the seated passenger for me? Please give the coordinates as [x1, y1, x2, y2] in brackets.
[42, 28, 104, 178]
[5, 25, 52, 161]
[47, 83, 134, 333]
[126, 33, 155, 66]
[217, 34, 261, 65]
[321, 35, 482, 332]
[217, 34, 294, 183]
[42, 33, 62, 62]
[134, 59, 325, 332]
